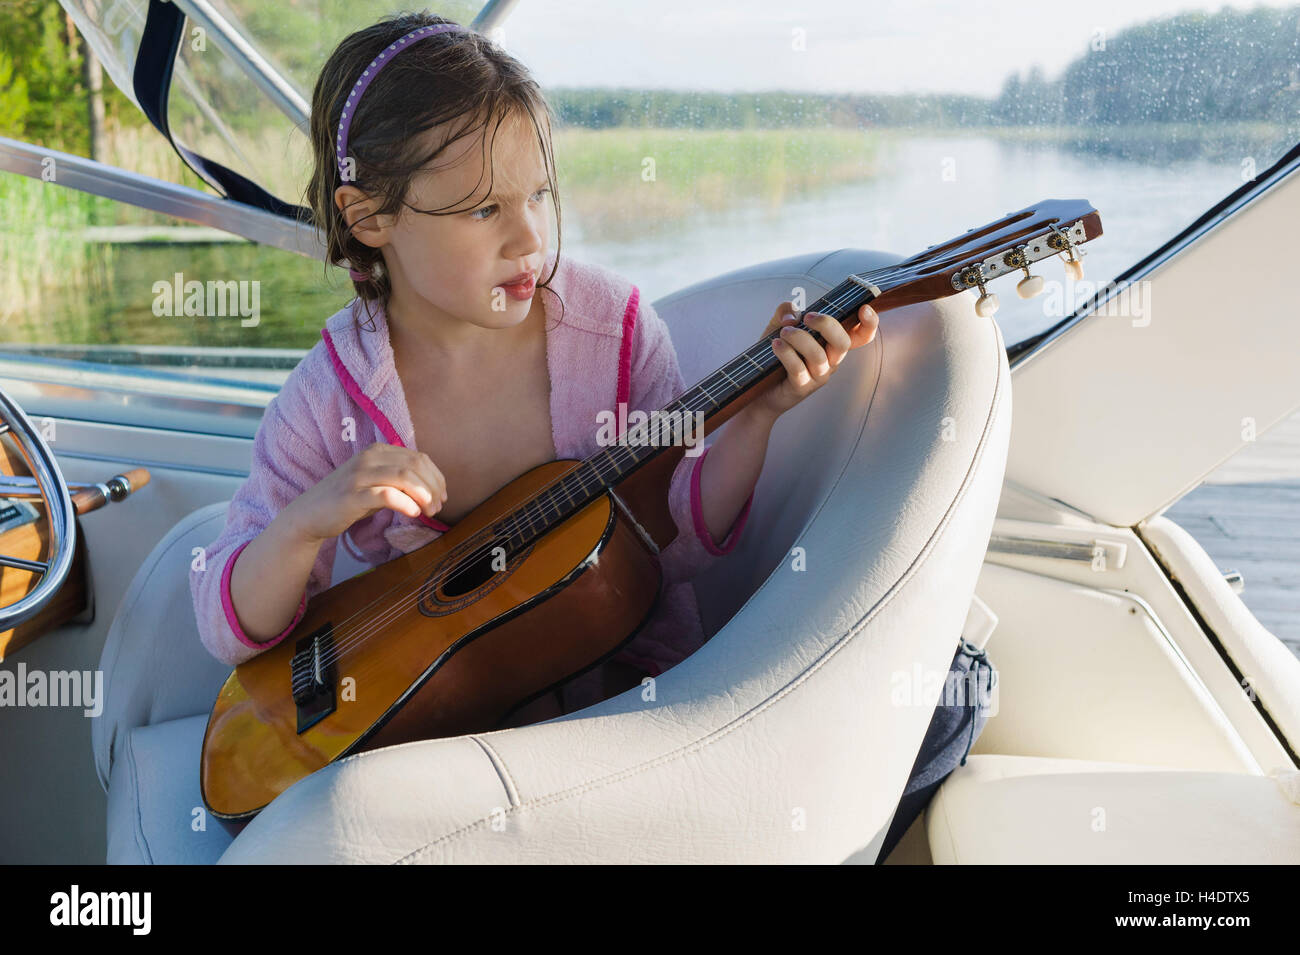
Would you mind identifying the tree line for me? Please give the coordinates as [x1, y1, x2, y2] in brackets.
[2, 0, 1296, 161]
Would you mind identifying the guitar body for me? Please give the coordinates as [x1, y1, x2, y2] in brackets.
[200, 459, 663, 819]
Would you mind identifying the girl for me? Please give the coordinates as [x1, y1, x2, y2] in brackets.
[189, 12, 878, 721]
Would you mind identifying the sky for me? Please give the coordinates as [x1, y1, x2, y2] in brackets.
[494, 0, 1298, 97]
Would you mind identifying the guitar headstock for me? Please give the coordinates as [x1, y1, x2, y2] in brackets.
[859, 199, 1103, 317]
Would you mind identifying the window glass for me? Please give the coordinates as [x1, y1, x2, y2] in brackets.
[0, 169, 349, 380]
[167, 0, 485, 205]
[1, 0, 1296, 368]
[0, 0, 484, 377]
[502, 0, 1300, 347]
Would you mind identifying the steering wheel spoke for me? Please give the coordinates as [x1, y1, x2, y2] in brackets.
[0, 553, 48, 574]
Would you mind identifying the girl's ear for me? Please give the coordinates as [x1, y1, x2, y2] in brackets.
[334, 185, 393, 249]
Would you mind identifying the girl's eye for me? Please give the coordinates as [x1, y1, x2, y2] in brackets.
[468, 186, 551, 221]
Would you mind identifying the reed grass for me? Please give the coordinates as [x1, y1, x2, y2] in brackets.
[1, 120, 1293, 350]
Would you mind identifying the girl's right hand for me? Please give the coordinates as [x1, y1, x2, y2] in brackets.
[283, 441, 448, 544]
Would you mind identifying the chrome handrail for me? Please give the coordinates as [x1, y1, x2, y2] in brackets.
[0, 136, 323, 257]
[170, 0, 311, 131]
[168, 0, 525, 134]
[0, 388, 77, 629]
[0, 476, 108, 500]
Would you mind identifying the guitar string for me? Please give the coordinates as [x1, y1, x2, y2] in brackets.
[296, 270, 895, 681]
[294, 219, 1078, 683]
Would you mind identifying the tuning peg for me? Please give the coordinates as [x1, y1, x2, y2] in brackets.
[1002, 246, 1043, 300]
[1048, 226, 1085, 281]
[959, 264, 1001, 318]
[1016, 274, 1045, 298]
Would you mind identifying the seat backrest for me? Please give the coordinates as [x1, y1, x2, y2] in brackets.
[219, 249, 1015, 864]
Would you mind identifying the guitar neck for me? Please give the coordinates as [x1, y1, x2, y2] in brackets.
[489, 274, 884, 554]
[489, 198, 1103, 554]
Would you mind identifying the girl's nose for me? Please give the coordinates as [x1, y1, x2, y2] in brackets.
[509, 213, 545, 254]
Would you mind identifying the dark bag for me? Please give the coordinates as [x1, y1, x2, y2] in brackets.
[876, 639, 997, 862]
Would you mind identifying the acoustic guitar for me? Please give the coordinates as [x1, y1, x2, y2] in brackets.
[200, 198, 1103, 818]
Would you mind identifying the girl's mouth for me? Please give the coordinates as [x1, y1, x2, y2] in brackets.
[499, 274, 536, 301]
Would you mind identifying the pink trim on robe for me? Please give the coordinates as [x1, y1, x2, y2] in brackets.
[618, 283, 755, 558]
[616, 285, 639, 412]
[689, 444, 754, 555]
[220, 539, 308, 650]
[321, 327, 451, 533]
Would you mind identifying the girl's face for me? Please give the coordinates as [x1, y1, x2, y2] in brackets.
[338, 109, 553, 332]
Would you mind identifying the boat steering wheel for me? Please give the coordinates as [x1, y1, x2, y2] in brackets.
[0, 384, 76, 631]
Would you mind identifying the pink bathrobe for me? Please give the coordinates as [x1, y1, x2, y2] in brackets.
[189, 248, 753, 706]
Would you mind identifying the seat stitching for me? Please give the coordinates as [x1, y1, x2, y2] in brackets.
[469, 735, 520, 808]
[122, 731, 154, 865]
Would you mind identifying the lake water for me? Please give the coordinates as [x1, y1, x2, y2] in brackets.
[1, 132, 1271, 359]
[577, 134, 1253, 347]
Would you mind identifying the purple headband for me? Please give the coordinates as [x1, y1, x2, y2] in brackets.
[336, 22, 468, 280]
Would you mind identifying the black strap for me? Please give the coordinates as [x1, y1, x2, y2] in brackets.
[957, 640, 996, 765]
[133, 0, 313, 225]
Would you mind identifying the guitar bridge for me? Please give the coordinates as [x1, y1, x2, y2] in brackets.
[290, 622, 338, 734]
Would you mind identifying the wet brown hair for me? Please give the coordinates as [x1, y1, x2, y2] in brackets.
[305, 11, 564, 330]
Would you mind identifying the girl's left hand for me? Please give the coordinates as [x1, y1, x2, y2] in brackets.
[752, 300, 879, 418]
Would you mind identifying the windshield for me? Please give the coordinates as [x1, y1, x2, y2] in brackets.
[1, 0, 1296, 374]
[58, 0, 488, 203]
[497, 0, 1299, 347]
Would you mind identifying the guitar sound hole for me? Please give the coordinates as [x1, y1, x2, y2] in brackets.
[440, 541, 509, 599]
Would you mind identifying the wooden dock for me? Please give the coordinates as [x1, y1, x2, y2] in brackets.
[1164, 405, 1300, 660]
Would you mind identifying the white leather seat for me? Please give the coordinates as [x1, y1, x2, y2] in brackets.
[94, 501, 240, 863]
[105, 715, 237, 864]
[94, 248, 1012, 863]
[928, 754, 1300, 864]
